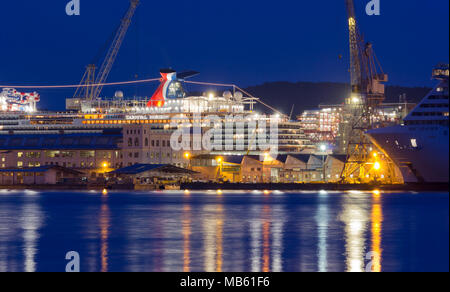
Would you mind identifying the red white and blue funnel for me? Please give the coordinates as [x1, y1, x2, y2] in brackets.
[147, 69, 199, 107]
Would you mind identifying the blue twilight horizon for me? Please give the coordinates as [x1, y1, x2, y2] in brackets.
[0, 0, 448, 110]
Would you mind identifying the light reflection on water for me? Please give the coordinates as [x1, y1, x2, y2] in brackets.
[99, 203, 110, 273]
[316, 191, 329, 272]
[0, 190, 447, 272]
[340, 194, 370, 272]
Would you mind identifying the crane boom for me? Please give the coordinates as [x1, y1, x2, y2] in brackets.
[92, 0, 140, 99]
[345, 0, 362, 94]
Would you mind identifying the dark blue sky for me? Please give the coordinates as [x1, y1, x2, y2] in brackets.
[0, 0, 448, 110]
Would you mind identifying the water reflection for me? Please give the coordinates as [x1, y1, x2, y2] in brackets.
[0, 193, 44, 272]
[262, 206, 271, 272]
[0, 191, 446, 272]
[271, 205, 284, 272]
[216, 205, 224, 272]
[250, 206, 262, 272]
[0, 201, 19, 272]
[249, 201, 285, 272]
[99, 203, 110, 272]
[202, 204, 224, 272]
[182, 205, 191, 272]
[371, 191, 383, 272]
[340, 193, 370, 272]
[21, 200, 44, 272]
[316, 191, 329, 272]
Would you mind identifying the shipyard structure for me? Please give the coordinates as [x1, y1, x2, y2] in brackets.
[0, 68, 414, 187]
[1, 0, 447, 187]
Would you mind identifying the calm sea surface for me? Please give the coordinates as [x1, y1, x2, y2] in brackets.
[0, 189, 448, 272]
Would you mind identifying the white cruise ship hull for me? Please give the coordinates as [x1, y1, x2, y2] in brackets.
[367, 125, 449, 183]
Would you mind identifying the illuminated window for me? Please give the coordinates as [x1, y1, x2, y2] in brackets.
[411, 139, 418, 148]
[45, 151, 61, 158]
[80, 151, 95, 158]
[18, 152, 24, 158]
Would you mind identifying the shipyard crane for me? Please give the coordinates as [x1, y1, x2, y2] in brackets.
[73, 0, 140, 100]
[345, 0, 387, 107]
[340, 0, 396, 183]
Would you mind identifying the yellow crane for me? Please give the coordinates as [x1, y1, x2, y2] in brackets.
[340, 0, 395, 184]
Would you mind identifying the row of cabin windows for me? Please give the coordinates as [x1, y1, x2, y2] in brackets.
[420, 103, 449, 108]
[405, 120, 449, 126]
[428, 95, 449, 100]
[411, 112, 446, 116]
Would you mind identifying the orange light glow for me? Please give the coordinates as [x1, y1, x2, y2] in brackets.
[262, 205, 271, 273]
[374, 162, 381, 171]
[371, 193, 383, 272]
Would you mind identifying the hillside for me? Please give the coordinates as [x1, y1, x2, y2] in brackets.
[243, 82, 431, 116]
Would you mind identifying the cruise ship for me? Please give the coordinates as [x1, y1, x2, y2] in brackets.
[0, 69, 312, 155]
[367, 64, 449, 183]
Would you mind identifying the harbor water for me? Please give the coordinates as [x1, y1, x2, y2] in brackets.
[0, 190, 448, 272]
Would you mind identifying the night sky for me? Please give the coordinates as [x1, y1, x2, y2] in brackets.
[0, 0, 448, 110]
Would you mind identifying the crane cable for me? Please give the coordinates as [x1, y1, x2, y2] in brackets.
[1, 78, 287, 117]
[0, 78, 161, 89]
[184, 81, 287, 117]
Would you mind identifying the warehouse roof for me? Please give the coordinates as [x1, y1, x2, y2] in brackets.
[109, 164, 198, 175]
